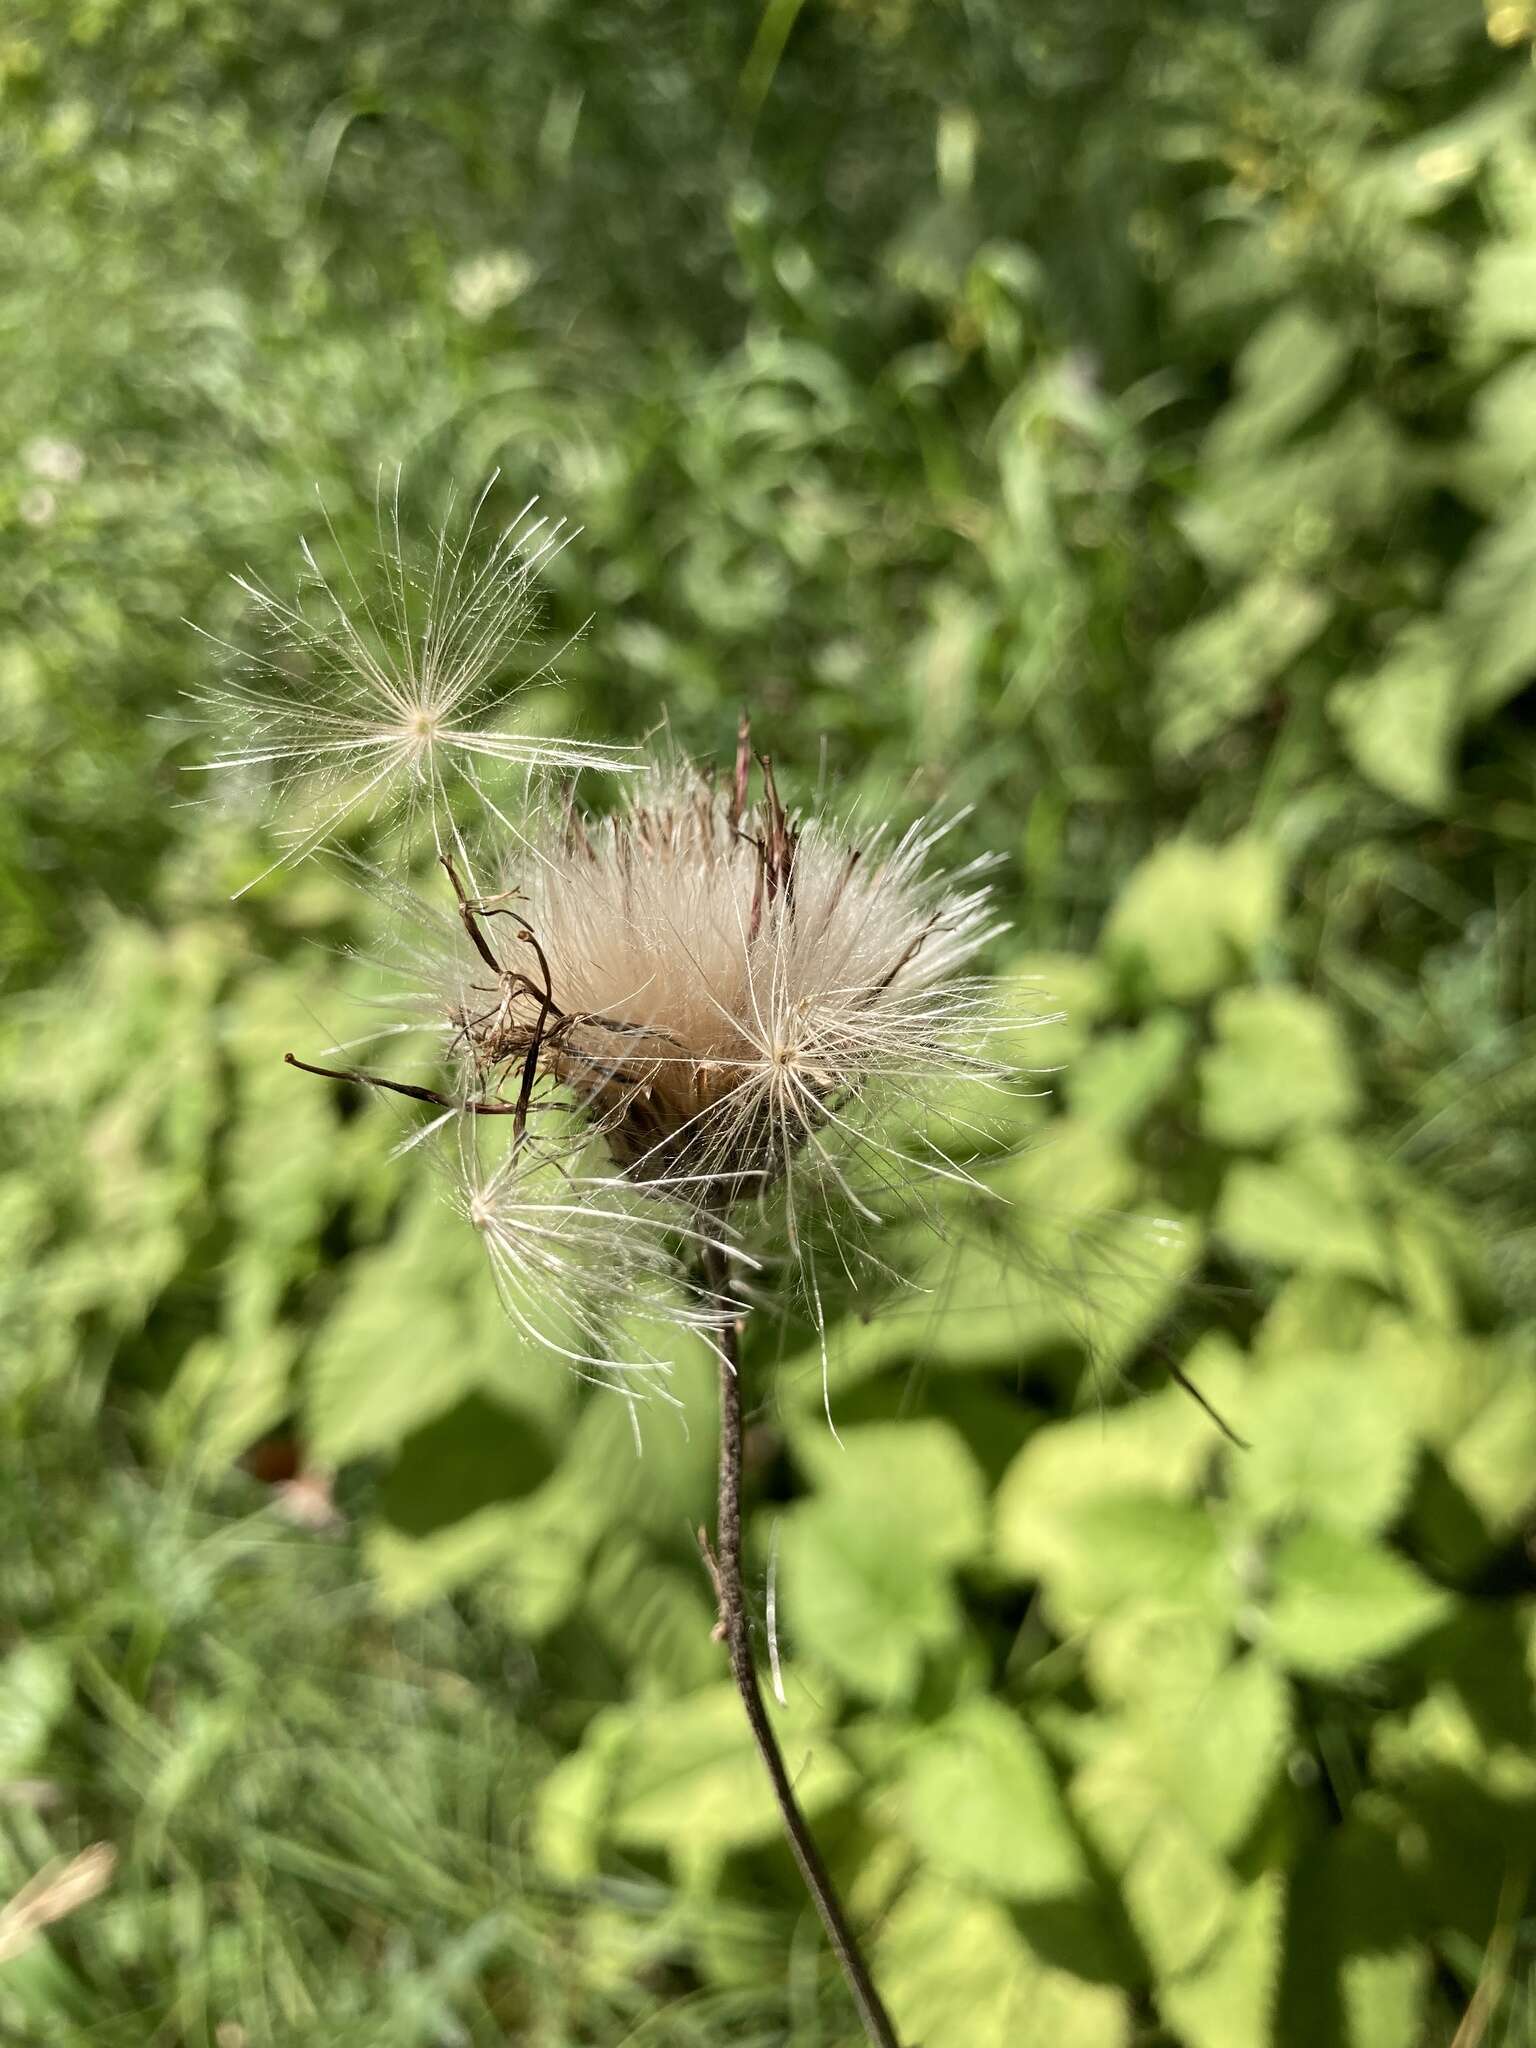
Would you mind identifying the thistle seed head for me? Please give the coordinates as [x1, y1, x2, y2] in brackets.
[431, 735, 1006, 1227]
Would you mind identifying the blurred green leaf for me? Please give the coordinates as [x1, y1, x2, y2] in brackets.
[367, 1353, 713, 1625]
[1443, 1359, 1536, 1536]
[606, 1680, 856, 1860]
[1262, 1523, 1451, 1677]
[0, 1641, 71, 1779]
[1153, 575, 1332, 759]
[1200, 988, 1360, 1148]
[1159, 1654, 1292, 1856]
[1067, 1012, 1192, 1133]
[793, 1420, 987, 1564]
[1158, 1871, 1284, 2048]
[304, 1185, 576, 1464]
[1008, 954, 1111, 1075]
[1102, 837, 1284, 1004]
[878, 1876, 1130, 2048]
[1463, 239, 1536, 354]
[1084, 1599, 1229, 1715]
[1329, 621, 1460, 813]
[899, 1697, 1089, 1902]
[532, 1710, 631, 1884]
[1341, 1948, 1430, 2048]
[1217, 1137, 1392, 1282]
[1358, 1313, 1506, 1449]
[1036, 1494, 1241, 1636]
[995, 1386, 1223, 1588]
[1203, 306, 1351, 466]
[1073, 1739, 1237, 1982]
[1228, 1355, 1416, 1536]
[1447, 486, 1536, 715]
[779, 1497, 966, 1704]
[1179, 402, 1407, 578]
[160, 1330, 295, 1473]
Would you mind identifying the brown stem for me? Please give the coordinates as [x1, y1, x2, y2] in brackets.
[700, 1241, 905, 2048]
[283, 1052, 519, 1114]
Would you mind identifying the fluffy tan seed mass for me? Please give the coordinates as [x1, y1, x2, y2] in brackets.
[433, 736, 1003, 1222]
[287, 729, 1010, 1368]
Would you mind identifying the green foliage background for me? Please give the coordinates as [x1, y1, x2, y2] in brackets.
[5, 2, 1536, 2043]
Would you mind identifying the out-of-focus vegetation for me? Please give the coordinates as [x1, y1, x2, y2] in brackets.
[5, 1, 1536, 2043]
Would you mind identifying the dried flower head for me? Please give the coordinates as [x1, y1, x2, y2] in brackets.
[285, 726, 1010, 1370]
[420, 728, 1004, 1227]
[189, 473, 631, 893]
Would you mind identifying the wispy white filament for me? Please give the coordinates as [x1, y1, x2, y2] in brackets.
[445, 1122, 735, 1400]
[188, 471, 632, 894]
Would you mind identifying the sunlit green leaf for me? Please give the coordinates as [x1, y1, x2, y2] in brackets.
[1217, 1137, 1392, 1283]
[304, 1186, 578, 1464]
[1447, 485, 1536, 714]
[1073, 1731, 1237, 1982]
[1200, 988, 1360, 1148]
[1171, 1655, 1291, 1854]
[1033, 1494, 1241, 1636]
[1228, 1355, 1416, 1536]
[1342, 1948, 1430, 2048]
[1203, 306, 1351, 466]
[995, 1387, 1223, 1589]
[0, 1642, 72, 1779]
[778, 1496, 965, 1702]
[607, 1680, 856, 1857]
[1444, 1358, 1536, 1535]
[1329, 620, 1460, 812]
[1102, 837, 1284, 1004]
[1158, 1871, 1284, 2048]
[1463, 239, 1536, 354]
[1153, 575, 1331, 758]
[1262, 1524, 1451, 1677]
[1066, 1011, 1192, 1133]
[794, 1419, 987, 1565]
[899, 1697, 1089, 1902]
[878, 1876, 1130, 2048]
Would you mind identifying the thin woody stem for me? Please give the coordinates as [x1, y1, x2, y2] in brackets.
[283, 1052, 519, 1114]
[700, 1240, 905, 2048]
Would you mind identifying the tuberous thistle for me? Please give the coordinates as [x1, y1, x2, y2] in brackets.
[291, 728, 1008, 1373]
[207, 483, 1012, 1389]
[222, 488, 1006, 2047]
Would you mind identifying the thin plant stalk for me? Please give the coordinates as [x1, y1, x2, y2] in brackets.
[701, 1240, 905, 2048]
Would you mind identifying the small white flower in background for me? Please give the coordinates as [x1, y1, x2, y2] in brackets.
[23, 437, 86, 485]
[19, 488, 56, 527]
[189, 472, 632, 895]
[449, 248, 536, 323]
